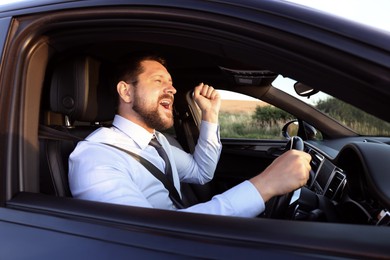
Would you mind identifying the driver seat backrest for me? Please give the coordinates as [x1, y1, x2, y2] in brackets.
[39, 55, 115, 197]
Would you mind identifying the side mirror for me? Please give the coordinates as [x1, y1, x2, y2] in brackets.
[294, 82, 319, 98]
[282, 120, 318, 140]
[282, 120, 299, 139]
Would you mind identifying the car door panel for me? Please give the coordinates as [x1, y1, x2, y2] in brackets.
[213, 139, 287, 193]
[3, 192, 390, 259]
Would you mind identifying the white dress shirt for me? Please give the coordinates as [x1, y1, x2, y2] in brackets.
[69, 115, 264, 217]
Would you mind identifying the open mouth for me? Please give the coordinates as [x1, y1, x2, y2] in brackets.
[160, 99, 172, 110]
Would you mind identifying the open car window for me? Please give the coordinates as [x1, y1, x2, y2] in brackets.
[219, 90, 293, 140]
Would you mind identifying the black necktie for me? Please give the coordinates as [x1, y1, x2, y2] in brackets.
[149, 136, 174, 183]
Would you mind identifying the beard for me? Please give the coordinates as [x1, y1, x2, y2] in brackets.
[132, 92, 174, 131]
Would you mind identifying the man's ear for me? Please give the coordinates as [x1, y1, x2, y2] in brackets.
[117, 81, 132, 103]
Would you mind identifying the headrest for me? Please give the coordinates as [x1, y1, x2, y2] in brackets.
[50, 56, 115, 123]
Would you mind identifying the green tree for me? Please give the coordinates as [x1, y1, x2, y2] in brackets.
[316, 98, 390, 136]
[252, 105, 294, 127]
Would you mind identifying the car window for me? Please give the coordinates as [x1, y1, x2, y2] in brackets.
[219, 90, 293, 140]
[273, 76, 390, 137]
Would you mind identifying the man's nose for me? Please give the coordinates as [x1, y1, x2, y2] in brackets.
[165, 83, 176, 95]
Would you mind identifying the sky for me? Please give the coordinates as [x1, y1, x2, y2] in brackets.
[285, 0, 390, 32]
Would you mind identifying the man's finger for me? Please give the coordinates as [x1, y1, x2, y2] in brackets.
[193, 82, 204, 97]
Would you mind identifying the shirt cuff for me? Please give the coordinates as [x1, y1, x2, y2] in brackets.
[222, 180, 265, 217]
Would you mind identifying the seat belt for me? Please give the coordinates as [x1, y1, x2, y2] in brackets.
[39, 125, 186, 208]
[39, 124, 83, 141]
[101, 143, 186, 209]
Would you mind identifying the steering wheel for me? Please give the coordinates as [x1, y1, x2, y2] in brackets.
[263, 136, 304, 219]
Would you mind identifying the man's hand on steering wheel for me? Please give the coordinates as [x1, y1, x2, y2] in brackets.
[250, 136, 311, 218]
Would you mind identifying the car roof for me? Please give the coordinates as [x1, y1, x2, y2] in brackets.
[1, 0, 388, 54]
[1, 0, 390, 122]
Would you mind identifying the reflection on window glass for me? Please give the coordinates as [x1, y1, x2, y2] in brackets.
[218, 90, 293, 139]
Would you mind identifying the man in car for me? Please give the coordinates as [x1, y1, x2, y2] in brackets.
[68, 53, 311, 217]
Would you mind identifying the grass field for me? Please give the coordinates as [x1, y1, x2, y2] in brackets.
[219, 99, 284, 139]
[220, 99, 267, 113]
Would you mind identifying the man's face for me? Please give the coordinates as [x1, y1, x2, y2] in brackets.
[132, 60, 176, 131]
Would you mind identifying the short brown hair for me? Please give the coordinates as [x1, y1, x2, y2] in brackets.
[115, 52, 167, 86]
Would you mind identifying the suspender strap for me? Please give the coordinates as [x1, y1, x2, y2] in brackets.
[102, 143, 186, 209]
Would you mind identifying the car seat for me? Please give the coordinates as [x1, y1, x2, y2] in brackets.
[39, 55, 115, 197]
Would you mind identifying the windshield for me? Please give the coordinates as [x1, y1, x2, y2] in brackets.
[273, 76, 390, 137]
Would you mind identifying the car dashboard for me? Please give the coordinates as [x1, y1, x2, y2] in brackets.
[289, 138, 390, 226]
[307, 147, 346, 201]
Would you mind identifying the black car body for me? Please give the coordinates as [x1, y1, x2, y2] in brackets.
[0, 0, 390, 258]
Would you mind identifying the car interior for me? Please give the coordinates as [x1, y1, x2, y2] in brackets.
[33, 48, 390, 226]
[2, 2, 390, 258]
[4, 7, 390, 230]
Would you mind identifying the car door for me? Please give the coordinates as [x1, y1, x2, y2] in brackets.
[0, 1, 390, 259]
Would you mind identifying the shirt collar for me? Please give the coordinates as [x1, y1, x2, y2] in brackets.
[112, 114, 155, 150]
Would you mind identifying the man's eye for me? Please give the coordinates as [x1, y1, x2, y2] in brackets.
[155, 80, 162, 83]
